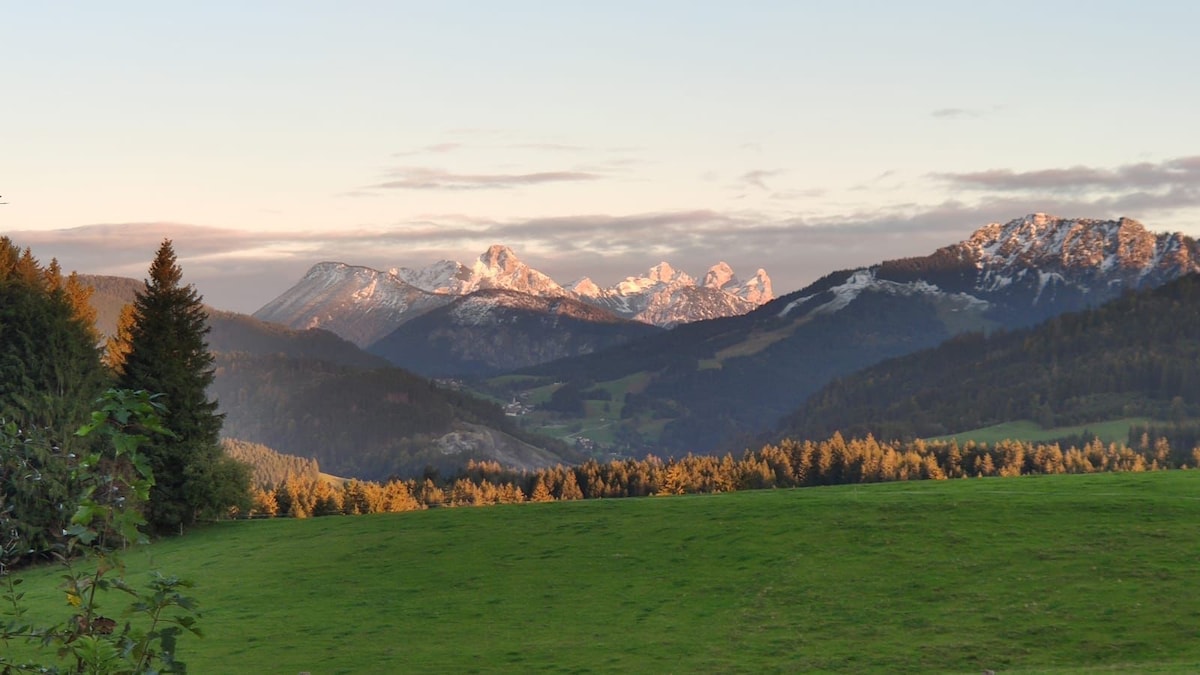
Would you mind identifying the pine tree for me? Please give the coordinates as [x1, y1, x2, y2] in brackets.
[118, 240, 248, 532]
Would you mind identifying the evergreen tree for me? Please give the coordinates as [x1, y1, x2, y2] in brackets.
[0, 238, 107, 442]
[0, 238, 109, 558]
[118, 240, 249, 532]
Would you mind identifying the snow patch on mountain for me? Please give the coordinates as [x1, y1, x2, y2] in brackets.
[391, 259, 473, 295]
[449, 294, 504, 326]
[778, 269, 988, 319]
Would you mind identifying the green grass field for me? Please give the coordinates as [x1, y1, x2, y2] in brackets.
[930, 417, 1154, 446]
[8, 471, 1200, 673]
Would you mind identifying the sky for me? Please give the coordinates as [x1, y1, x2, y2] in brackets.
[4, 1, 1200, 313]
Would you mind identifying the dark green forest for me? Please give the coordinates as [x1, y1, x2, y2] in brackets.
[781, 273, 1200, 442]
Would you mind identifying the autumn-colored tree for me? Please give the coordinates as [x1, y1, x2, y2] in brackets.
[104, 303, 137, 373]
[530, 476, 555, 503]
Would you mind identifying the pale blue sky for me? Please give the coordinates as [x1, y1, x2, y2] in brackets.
[4, 2, 1199, 311]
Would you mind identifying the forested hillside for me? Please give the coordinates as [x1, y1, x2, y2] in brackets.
[206, 309, 391, 369]
[780, 273, 1200, 441]
[212, 354, 579, 480]
[222, 438, 322, 487]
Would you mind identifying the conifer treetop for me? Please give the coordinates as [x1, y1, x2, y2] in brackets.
[147, 238, 184, 290]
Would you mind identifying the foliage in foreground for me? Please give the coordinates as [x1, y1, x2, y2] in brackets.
[1, 390, 201, 674]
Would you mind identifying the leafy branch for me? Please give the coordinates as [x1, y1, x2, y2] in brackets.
[0, 389, 202, 674]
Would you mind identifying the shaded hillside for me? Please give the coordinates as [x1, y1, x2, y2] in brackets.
[212, 353, 580, 480]
[367, 289, 662, 377]
[207, 309, 390, 369]
[780, 273, 1200, 441]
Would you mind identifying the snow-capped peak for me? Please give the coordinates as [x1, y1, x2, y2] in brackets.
[703, 262, 738, 291]
[476, 244, 520, 274]
[959, 213, 1194, 281]
[468, 244, 567, 297]
[647, 261, 689, 285]
[570, 277, 603, 297]
[736, 268, 773, 305]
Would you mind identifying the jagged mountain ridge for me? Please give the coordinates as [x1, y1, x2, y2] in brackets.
[571, 260, 773, 326]
[253, 245, 774, 350]
[391, 244, 571, 298]
[367, 289, 662, 377]
[516, 214, 1200, 455]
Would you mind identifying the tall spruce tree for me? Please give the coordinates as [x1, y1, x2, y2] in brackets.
[118, 240, 248, 532]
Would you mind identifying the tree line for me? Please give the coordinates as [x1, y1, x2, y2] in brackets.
[243, 431, 1198, 518]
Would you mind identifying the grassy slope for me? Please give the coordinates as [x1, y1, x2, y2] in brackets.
[10, 472, 1200, 673]
[929, 417, 1155, 445]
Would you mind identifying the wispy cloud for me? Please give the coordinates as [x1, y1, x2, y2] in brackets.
[391, 143, 463, 157]
[507, 142, 586, 153]
[931, 156, 1200, 214]
[934, 156, 1200, 192]
[738, 169, 784, 191]
[367, 167, 604, 191]
[931, 107, 981, 119]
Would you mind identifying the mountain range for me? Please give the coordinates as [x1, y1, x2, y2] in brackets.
[253, 246, 774, 375]
[503, 214, 1200, 455]
[78, 212, 1200, 474]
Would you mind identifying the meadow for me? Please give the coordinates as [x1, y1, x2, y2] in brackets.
[8, 471, 1200, 673]
[930, 418, 1153, 446]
